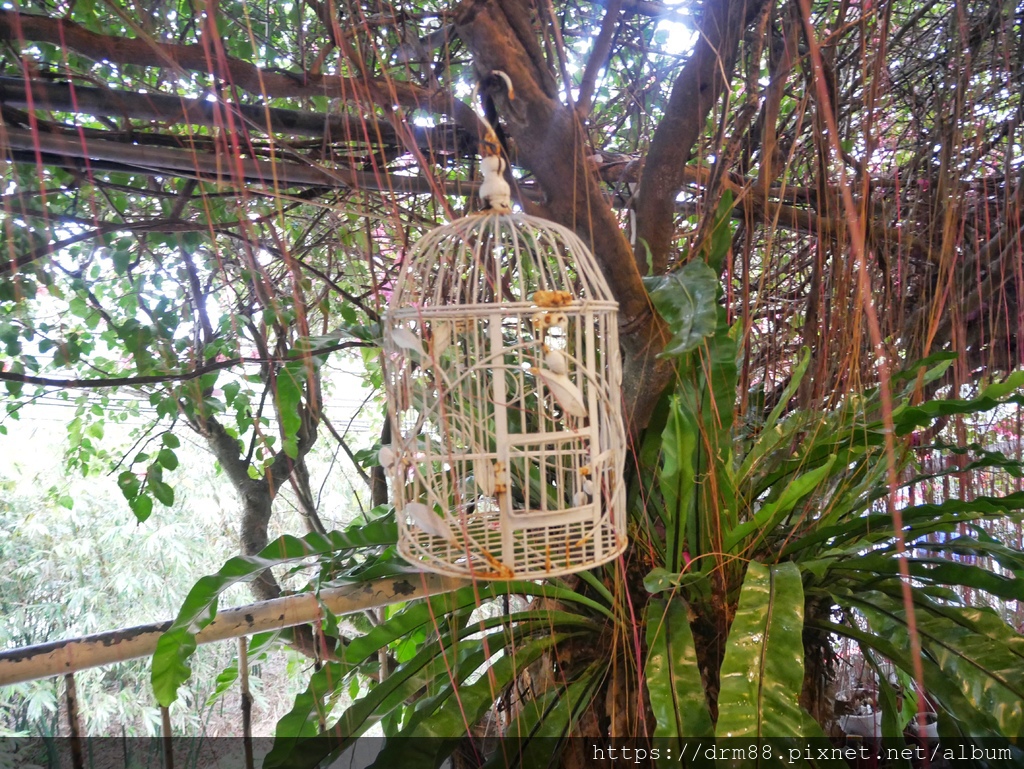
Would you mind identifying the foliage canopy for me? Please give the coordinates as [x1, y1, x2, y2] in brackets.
[2, 0, 1024, 759]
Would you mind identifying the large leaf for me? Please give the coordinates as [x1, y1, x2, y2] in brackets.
[264, 632, 491, 769]
[267, 661, 346, 745]
[865, 653, 914, 769]
[815, 610, 1002, 739]
[645, 597, 714, 746]
[763, 346, 812, 432]
[724, 454, 837, 552]
[403, 634, 573, 740]
[290, 630, 577, 769]
[490, 660, 605, 768]
[827, 552, 1024, 602]
[660, 394, 698, 572]
[716, 562, 810, 739]
[672, 312, 741, 560]
[343, 581, 615, 669]
[152, 520, 398, 705]
[782, 493, 1024, 558]
[833, 589, 1024, 737]
[274, 358, 311, 458]
[752, 370, 1024, 501]
[264, 605, 600, 767]
[643, 259, 720, 358]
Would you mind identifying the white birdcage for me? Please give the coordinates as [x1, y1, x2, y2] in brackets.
[381, 211, 627, 579]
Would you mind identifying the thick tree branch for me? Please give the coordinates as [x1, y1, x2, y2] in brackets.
[455, 0, 670, 433]
[634, 0, 765, 273]
[0, 341, 366, 389]
[576, 0, 624, 118]
[0, 126, 483, 200]
[0, 77, 474, 153]
[0, 11, 483, 136]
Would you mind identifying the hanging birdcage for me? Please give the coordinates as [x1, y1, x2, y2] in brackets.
[381, 211, 627, 579]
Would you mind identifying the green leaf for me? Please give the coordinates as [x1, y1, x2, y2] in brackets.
[222, 381, 241, 407]
[832, 589, 1024, 736]
[481, 663, 603, 769]
[716, 562, 810, 738]
[157, 447, 179, 470]
[873, 658, 913, 769]
[275, 360, 308, 458]
[151, 628, 197, 707]
[643, 260, 720, 358]
[344, 581, 613, 668]
[660, 394, 697, 571]
[129, 494, 153, 522]
[642, 568, 711, 599]
[819, 600, 1003, 738]
[829, 553, 1024, 602]
[149, 477, 175, 507]
[724, 455, 837, 552]
[978, 369, 1024, 400]
[370, 632, 570, 768]
[205, 661, 239, 706]
[267, 661, 345, 748]
[782, 492, 1024, 558]
[117, 468, 141, 499]
[763, 346, 811, 432]
[268, 625, 524, 768]
[702, 190, 736, 273]
[151, 520, 399, 706]
[645, 597, 714, 744]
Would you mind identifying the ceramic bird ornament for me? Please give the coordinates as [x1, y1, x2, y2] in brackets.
[536, 367, 587, 417]
[405, 501, 456, 542]
[473, 72, 513, 213]
[543, 346, 568, 375]
[479, 155, 511, 212]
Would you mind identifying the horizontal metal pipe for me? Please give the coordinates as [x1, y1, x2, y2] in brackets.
[0, 573, 471, 686]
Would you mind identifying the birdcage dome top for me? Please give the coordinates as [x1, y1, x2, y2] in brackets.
[389, 212, 616, 312]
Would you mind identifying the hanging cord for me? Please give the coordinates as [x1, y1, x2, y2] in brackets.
[473, 72, 514, 212]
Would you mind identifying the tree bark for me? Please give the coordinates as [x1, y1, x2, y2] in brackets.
[634, 0, 766, 274]
[454, 0, 671, 434]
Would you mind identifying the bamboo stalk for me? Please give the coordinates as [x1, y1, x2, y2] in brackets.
[160, 706, 173, 769]
[0, 574, 471, 686]
[238, 638, 254, 769]
[64, 673, 84, 769]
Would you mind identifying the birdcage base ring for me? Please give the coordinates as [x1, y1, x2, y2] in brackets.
[397, 510, 626, 580]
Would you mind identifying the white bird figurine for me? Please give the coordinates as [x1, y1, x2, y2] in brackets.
[536, 368, 587, 417]
[405, 501, 456, 542]
[378, 445, 397, 470]
[430, 320, 452, 357]
[479, 154, 512, 211]
[474, 458, 496, 496]
[544, 348, 568, 375]
[391, 327, 424, 354]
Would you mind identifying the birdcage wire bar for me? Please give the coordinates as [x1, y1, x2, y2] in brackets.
[383, 212, 626, 579]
